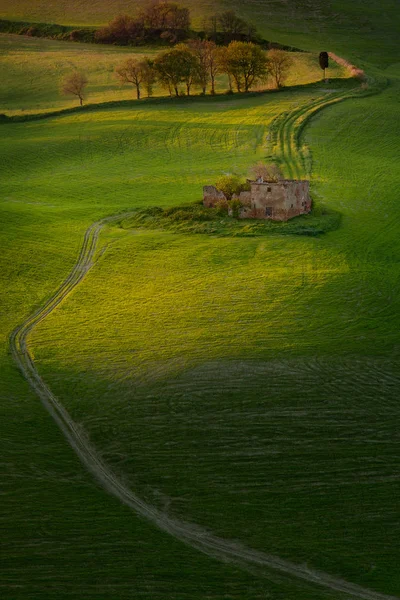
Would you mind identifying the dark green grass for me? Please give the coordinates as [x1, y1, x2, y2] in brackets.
[119, 201, 341, 237]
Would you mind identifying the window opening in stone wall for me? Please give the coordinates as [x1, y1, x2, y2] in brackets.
[267, 187, 271, 192]
[265, 207, 272, 216]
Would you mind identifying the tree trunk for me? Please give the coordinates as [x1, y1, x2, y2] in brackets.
[202, 85, 206, 94]
[174, 86, 179, 97]
[79, 95, 83, 106]
[136, 84, 141, 100]
[211, 76, 215, 95]
[186, 82, 190, 96]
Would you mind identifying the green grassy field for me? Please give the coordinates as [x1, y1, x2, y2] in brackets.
[1, 0, 400, 598]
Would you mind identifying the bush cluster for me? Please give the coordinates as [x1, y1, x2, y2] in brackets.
[120, 202, 341, 238]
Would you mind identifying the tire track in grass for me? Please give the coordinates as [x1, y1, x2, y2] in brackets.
[10, 86, 398, 600]
[272, 90, 356, 179]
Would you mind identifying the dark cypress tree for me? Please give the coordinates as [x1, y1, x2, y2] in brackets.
[319, 51, 329, 80]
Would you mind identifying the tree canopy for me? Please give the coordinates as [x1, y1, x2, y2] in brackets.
[154, 46, 197, 96]
[222, 41, 268, 92]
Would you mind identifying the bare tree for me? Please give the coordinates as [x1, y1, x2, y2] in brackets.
[95, 14, 143, 45]
[202, 14, 218, 42]
[115, 58, 144, 99]
[208, 42, 220, 95]
[140, 1, 190, 42]
[187, 39, 218, 94]
[218, 10, 247, 38]
[61, 71, 88, 106]
[267, 49, 293, 88]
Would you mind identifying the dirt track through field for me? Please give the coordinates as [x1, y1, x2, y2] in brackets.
[10, 85, 397, 599]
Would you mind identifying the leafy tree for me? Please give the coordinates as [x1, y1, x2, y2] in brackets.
[319, 51, 329, 79]
[61, 71, 88, 106]
[175, 44, 200, 95]
[115, 58, 144, 99]
[141, 57, 157, 97]
[266, 48, 293, 88]
[154, 46, 198, 96]
[223, 41, 268, 92]
[228, 197, 242, 218]
[215, 174, 248, 199]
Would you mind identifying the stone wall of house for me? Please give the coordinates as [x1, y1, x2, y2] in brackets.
[240, 180, 311, 221]
[203, 185, 227, 208]
[231, 191, 251, 205]
[203, 180, 311, 221]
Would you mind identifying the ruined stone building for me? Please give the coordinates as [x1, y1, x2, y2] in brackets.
[203, 178, 311, 221]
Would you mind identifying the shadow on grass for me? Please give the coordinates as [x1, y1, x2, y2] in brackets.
[0, 78, 359, 124]
[118, 201, 341, 238]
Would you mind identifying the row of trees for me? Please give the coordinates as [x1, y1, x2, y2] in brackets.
[61, 43, 294, 104]
[95, 3, 190, 45]
[95, 1, 260, 46]
[114, 42, 293, 100]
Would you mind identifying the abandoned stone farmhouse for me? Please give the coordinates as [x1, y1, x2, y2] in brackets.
[203, 178, 311, 221]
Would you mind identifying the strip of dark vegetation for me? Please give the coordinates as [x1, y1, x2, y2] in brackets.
[118, 202, 341, 237]
[0, 19, 96, 43]
[0, 17, 302, 52]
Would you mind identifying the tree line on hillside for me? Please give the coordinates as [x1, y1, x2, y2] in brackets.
[61, 42, 295, 104]
[95, 2, 261, 46]
[0, 0, 302, 52]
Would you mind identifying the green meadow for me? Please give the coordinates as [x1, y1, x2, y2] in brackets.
[1, 1, 400, 599]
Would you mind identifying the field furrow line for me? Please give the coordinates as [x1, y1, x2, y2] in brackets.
[271, 90, 354, 180]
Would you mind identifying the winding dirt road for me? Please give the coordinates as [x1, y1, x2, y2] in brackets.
[10, 88, 397, 599]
